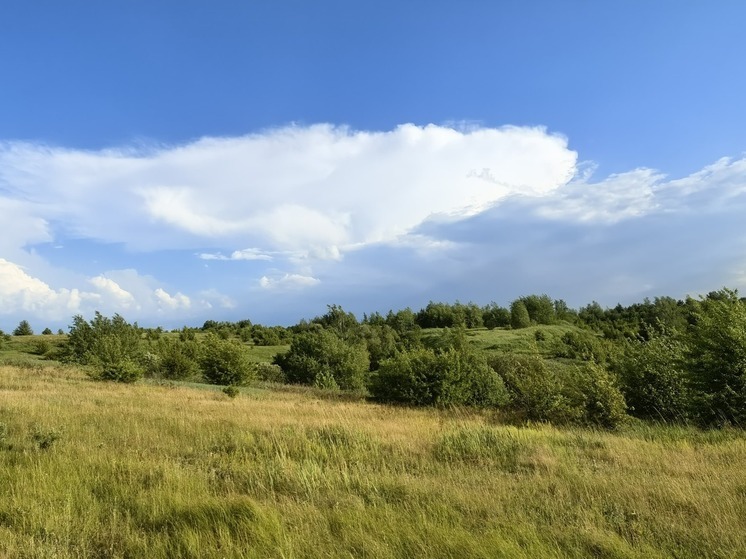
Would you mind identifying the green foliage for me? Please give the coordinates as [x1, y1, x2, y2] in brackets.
[685, 289, 746, 426]
[62, 313, 143, 382]
[518, 294, 556, 325]
[13, 320, 33, 336]
[510, 300, 531, 329]
[371, 347, 510, 408]
[361, 324, 399, 370]
[489, 353, 569, 422]
[565, 362, 628, 429]
[33, 339, 52, 356]
[250, 324, 284, 346]
[613, 332, 690, 421]
[222, 385, 240, 398]
[41, 327, 53, 335]
[482, 303, 511, 329]
[274, 327, 370, 391]
[30, 425, 62, 450]
[91, 334, 143, 383]
[147, 338, 201, 380]
[555, 330, 613, 363]
[200, 334, 256, 386]
[255, 362, 285, 383]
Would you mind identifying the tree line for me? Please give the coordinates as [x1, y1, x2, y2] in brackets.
[8, 289, 746, 429]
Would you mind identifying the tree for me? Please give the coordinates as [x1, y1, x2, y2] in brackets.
[42, 327, 53, 335]
[685, 289, 746, 426]
[371, 347, 509, 408]
[13, 320, 33, 336]
[274, 327, 369, 391]
[510, 300, 531, 329]
[483, 303, 510, 330]
[519, 294, 556, 325]
[613, 331, 690, 422]
[61, 312, 143, 382]
[200, 334, 255, 386]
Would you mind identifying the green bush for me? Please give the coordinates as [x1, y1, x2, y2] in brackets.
[565, 362, 628, 429]
[488, 353, 570, 422]
[489, 353, 627, 428]
[200, 334, 256, 386]
[612, 333, 690, 422]
[147, 338, 201, 380]
[256, 362, 285, 383]
[685, 289, 746, 426]
[62, 313, 143, 382]
[371, 347, 510, 408]
[274, 327, 369, 391]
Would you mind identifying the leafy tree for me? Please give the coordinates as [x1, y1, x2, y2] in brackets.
[371, 347, 509, 408]
[361, 323, 399, 370]
[200, 334, 255, 386]
[518, 294, 556, 325]
[510, 300, 531, 329]
[274, 327, 369, 391]
[489, 353, 569, 422]
[685, 289, 746, 426]
[312, 304, 359, 338]
[482, 303, 510, 330]
[148, 338, 201, 380]
[42, 327, 53, 335]
[13, 320, 33, 336]
[613, 331, 690, 422]
[61, 312, 143, 382]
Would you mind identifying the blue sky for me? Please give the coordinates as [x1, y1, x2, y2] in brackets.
[2, 1, 746, 330]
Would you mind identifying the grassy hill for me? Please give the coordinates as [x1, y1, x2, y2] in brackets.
[1, 364, 745, 558]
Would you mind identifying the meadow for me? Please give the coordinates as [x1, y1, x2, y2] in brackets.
[1, 360, 745, 558]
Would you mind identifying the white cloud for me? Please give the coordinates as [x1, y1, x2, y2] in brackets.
[89, 276, 137, 309]
[0, 124, 577, 259]
[259, 273, 321, 290]
[0, 258, 83, 319]
[154, 288, 191, 310]
[198, 248, 274, 261]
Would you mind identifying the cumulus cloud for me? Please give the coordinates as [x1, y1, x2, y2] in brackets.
[0, 124, 577, 259]
[154, 288, 191, 311]
[3, 124, 746, 326]
[0, 258, 83, 319]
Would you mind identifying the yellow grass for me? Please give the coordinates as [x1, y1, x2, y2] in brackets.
[1, 365, 745, 558]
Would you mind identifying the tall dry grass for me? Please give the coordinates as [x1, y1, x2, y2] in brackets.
[1, 364, 745, 558]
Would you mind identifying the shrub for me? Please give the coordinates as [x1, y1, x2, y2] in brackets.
[488, 353, 570, 422]
[274, 327, 369, 391]
[149, 339, 201, 380]
[223, 386, 240, 398]
[489, 352, 627, 428]
[33, 339, 52, 356]
[510, 300, 531, 329]
[371, 347, 510, 408]
[685, 289, 746, 426]
[256, 362, 285, 383]
[612, 332, 690, 422]
[62, 313, 143, 382]
[565, 362, 628, 429]
[200, 334, 256, 386]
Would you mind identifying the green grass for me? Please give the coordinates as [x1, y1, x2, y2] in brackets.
[1, 364, 745, 558]
[464, 323, 584, 356]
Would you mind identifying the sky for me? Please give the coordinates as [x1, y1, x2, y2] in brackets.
[2, 1, 746, 330]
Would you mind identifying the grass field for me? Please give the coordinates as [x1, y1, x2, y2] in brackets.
[1, 364, 745, 558]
